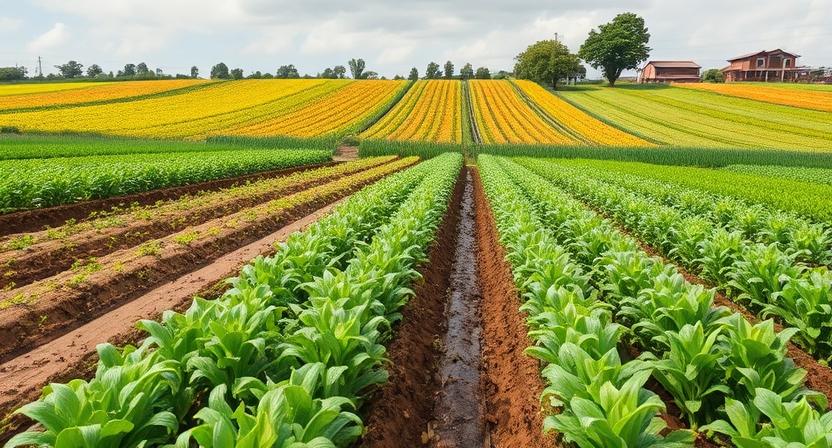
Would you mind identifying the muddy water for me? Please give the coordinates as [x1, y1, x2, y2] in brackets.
[432, 169, 485, 447]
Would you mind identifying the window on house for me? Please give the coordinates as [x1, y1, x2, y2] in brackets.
[756, 58, 765, 68]
[784, 59, 791, 68]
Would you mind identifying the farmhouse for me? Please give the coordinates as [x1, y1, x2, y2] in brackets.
[639, 61, 701, 83]
[722, 49, 810, 82]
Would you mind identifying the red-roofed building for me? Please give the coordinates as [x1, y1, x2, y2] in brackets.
[639, 61, 701, 83]
[721, 49, 809, 82]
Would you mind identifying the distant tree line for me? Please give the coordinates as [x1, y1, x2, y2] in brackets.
[3, 56, 509, 83]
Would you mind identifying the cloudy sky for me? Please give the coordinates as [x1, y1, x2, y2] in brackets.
[1, 0, 830, 79]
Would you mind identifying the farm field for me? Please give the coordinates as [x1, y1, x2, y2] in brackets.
[0, 79, 407, 140]
[3, 74, 832, 448]
[556, 84, 832, 150]
[679, 82, 832, 112]
[360, 80, 465, 143]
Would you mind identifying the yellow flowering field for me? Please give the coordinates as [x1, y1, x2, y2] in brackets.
[0, 82, 112, 97]
[0, 80, 207, 111]
[0, 80, 351, 139]
[230, 80, 408, 137]
[513, 80, 652, 146]
[469, 80, 574, 144]
[361, 80, 463, 143]
[678, 82, 832, 112]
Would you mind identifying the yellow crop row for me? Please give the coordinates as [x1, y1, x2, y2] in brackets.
[0, 80, 206, 110]
[0, 82, 112, 97]
[679, 83, 832, 112]
[361, 80, 462, 143]
[469, 80, 573, 144]
[514, 80, 652, 146]
[1, 80, 353, 139]
[230, 80, 407, 137]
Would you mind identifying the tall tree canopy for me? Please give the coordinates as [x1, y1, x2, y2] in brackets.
[210, 62, 230, 79]
[348, 58, 367, 79]
[408, 67, 419, 81]
[444, 60, 454, 79]
[578, 12, 651, 87]
[515, 39, 582, 90]
[460, 63, 474, 80]
[54, 60, 83, 78]
[425, 62, 441, 79]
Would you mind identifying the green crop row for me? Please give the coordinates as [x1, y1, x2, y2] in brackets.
[721, 164, 832, 187]
[518, 158, 832, 363]
[0, 149, 331, 213]
[5, 153, 462, 448]
[481, 155, 832, 446]
[553, 158, 832, 222]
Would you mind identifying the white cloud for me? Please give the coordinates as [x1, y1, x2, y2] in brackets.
[0, 17, 23, 34]
[27, 22, 68, 52]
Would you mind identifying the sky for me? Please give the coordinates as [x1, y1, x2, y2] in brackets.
[0, 0, 830, 80]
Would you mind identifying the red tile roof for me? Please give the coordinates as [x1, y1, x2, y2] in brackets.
[647, 61, 701, 68]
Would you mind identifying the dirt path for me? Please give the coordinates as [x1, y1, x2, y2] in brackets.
[0, 198, 346, 441]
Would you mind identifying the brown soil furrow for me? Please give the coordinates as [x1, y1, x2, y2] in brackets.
[0, 162, 339, 238]
[0, 197, 347, 442]
[432, 170, 485, 447]
[0, 160, 417, 363]
[0, 158, 396, 290]
[358, 166, 465, 448]
[472, 167, 558, 448]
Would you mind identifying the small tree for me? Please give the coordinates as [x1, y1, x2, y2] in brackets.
[230, 68, 244, 80]
[320, 67, 336, 79]
[334, 65, 346, 79]
[515, 39, 582, 89]
[190, 66, 199, 78]
[123, 64, 137, 77]
[444, 60, 454, 79]
[276, 64, 299, 79]
[702, 68, 725, 83]
[348, 58, 366, 79]
[136, 62, 149, 75]
[579, 12, 651, 87]
[426, 62, 441, 79]
[248, 71, 263, 79]
[54, 60, 84, 78]
[460, 63, 474, 80]
[210, 62, 230, 79]
[475, 67, 491, 79]
[408, 67, 419, 81]
[86, 64, 103, 78]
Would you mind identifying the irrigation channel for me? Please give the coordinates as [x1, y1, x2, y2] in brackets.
[359, 166, 554, 448]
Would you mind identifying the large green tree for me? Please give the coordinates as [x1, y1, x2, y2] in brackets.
[210, 62, 230, 79]
[425, 62, 441, 79]
[459, 63, 474, 80]
[54, 60, 83, 78]
[408, 67, 419, 81]
[348, 58, 367, 79]
[515, 39, 582, 90]
[578, 12, 651, 87]
[444, 60, 454, 79]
